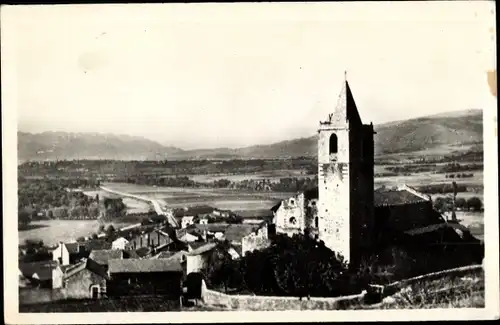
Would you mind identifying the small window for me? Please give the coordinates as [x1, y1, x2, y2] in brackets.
[315, 217, 319, 228]
[289, 217, 297, 225]
[289, 199, 295, 205]
[329, 133, 338, 154]
[311, 201, 316, 206]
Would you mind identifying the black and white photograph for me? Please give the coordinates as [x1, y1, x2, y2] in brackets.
[2, 1, 499, 323]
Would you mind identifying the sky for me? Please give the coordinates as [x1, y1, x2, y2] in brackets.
[3, 2, 496, 149]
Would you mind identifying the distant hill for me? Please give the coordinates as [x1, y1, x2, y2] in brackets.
[18, 109, 483, 161]
[17, 131, 184, 162]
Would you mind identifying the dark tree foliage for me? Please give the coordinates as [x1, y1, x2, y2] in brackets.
[204, 234, 364, 298]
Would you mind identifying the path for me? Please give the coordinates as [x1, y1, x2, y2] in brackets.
[99, 186, 179, 228]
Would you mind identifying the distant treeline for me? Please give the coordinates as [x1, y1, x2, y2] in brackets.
[18, 158, 318, 179]
[415, 183, 468, 194]
[117, 175, 319, 193]
[384, 163, 482, 175]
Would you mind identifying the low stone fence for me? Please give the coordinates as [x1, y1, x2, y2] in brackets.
[383, 264, 484, 296]
[201, 282, 367, 311]
[200, 264, 484, 310]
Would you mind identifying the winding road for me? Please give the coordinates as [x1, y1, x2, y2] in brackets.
[99, 185, 179, 228]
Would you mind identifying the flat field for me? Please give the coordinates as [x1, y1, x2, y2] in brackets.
[101, 182, 291, 214]
[18, 220, 132, 247]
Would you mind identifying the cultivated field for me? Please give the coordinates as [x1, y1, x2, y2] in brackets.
[374, 171, 483, 189]
[183, 169, 311, 183]
[101, 182, 290, 213]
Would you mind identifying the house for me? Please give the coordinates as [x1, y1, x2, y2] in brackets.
[223, 223, 269, 257]
[89, 249, 124, 270]
[185, 242, 218, 275]
[61, 258, 108, 299]
[52, 240, 112, 266]
[152, 250, 189, 267]
[199, 218, 209, 225]
[19, 260, 63, 289]
[179, 232, 199, 243]
[128, 229, 172, 252]
[112, 237, 129, 250]
[107, 259, 184, 297]
[181, 216, 195, 229]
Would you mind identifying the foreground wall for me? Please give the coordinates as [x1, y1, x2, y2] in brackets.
[200, 281, 367, 311]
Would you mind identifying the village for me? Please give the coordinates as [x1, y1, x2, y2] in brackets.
[19, 202, 272, 305]
[18, 79, 484, 310]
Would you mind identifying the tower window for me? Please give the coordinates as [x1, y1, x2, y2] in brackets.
[289, 217, 297, 225]
[329, 133, 338, 154]
[315, 217, 319, 228]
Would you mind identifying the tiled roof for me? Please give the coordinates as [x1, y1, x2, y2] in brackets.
[108, 258, 183, 274]
[65, 239, 112, 254]
[224, 224, 264, 242]
[404, 222, 470, 236]
[19, 260, 59, 279]
[188, 242, 217, 256]
[374, 189, 429, 207]
[188, 241, 211, 251]
[64, 259, 109, 280]
[135, 247, 152, 258]
[192, 223, 230, 233]
[270, 186, 430, 210]
[152, 251, 176, 259]
[89, 249, 124, 265]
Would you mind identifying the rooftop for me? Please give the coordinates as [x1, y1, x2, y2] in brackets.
[188, 242, 217, 256]
[108, 258, 183, 274]
[270, 186, 430, 211]
[89, 249, 124, 265]
[19, 260, 59, 280]
[224, 223, 265, 242]
[374, 187, 430, 207]
[64, 239, 112, 254]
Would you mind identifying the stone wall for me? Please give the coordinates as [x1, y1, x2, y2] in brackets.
[274, 193, 306, 235]
[201, 280, 367, 311]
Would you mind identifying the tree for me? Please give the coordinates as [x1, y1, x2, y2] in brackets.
[466, 197, 483, 211]
[18, 208, 33, 228]
[204, 240, 234, 293]
[106, 224, 116, 235]
[455, 197, 467, 210]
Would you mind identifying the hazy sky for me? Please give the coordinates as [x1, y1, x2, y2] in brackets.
[3, 2, 496, 149]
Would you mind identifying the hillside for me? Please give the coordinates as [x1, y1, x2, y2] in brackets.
[175, 109, 483, 159]
[17, 132, 184, 162]
[17, 109, 483, 161]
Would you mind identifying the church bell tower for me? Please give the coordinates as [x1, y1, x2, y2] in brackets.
[317, 75, 375, 265]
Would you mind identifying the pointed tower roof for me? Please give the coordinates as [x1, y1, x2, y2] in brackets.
[321, 77, 362, 127]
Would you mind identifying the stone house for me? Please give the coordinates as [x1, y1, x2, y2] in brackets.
[19, 260, 64, 289]
[61, 258, 108, 299]
[52, 240, 111, 266]
[223, 223, 269, 257]
[112, 237, 130, 250]
[181, 216, 195, 229]
[88, 249, 124, 271]
[184, 242, 218, 275]
[107, 259, 183, 298]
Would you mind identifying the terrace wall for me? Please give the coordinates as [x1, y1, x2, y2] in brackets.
[200, 281, 367, 311]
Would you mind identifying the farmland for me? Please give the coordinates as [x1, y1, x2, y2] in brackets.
[18, 220, 132, 247]
[100, 182, 290, 213]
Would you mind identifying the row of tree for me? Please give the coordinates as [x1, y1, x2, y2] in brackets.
[433, 196, 483, 213]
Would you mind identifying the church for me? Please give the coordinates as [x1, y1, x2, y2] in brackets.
[270, 77, 482, 266]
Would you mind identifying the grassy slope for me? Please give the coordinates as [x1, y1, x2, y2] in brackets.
[18, 109, 483, 161]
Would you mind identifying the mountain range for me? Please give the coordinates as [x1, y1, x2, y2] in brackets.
[17, 109, 483, 162]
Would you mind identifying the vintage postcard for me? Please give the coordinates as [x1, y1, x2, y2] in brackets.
[2, 1, 499, 323]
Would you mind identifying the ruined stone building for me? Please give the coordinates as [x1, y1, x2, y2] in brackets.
[271, 78, 482, 266]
